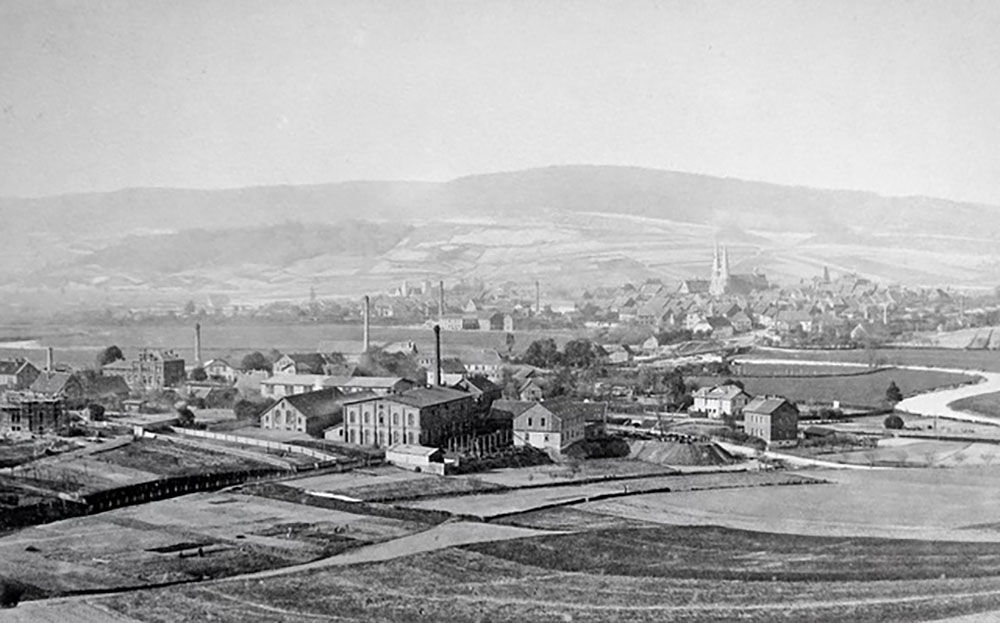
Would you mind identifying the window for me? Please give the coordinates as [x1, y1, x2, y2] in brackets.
[392, 413, 399, 425]
[363, 411, 370, 424]
[378, 414, 384, 425]
[349, 411, 356, 424]
[528, 417, 533, 427]
[407, 432, 414, 444]
[392, 431, 399, 444]
[540, 417, 546, 428]
[407, 413, 414, 426]
[349, 430, 356, 443]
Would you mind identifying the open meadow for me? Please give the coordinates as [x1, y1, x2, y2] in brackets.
[581, 466, 1000, 541]
[94, 524, 1000, 623]
[694, 364, 976, 407]
[950, 391, 1000, 419]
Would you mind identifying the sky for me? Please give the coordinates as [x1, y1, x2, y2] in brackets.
[1, 0, 999, 204]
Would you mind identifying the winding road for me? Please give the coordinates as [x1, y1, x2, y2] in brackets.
[737, 357, 1000, 426]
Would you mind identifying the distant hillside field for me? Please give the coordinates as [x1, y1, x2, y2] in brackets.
[3, 165, 1000, 317]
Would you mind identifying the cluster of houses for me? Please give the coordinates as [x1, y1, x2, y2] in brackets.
[691, 383, 799, 446]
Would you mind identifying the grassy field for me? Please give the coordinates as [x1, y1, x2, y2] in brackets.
[693, 366, 975, 407]
[98, 525, 1000, 623]
[93, 438, 272, 477]
[749, 347, 1000, 372]
[950, 391, 1000, 419]
[582, 467, 1000, 541]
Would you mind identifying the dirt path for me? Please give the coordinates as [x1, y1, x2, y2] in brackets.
[896, 370, 1000, 425]
[224, 520, 556, 581]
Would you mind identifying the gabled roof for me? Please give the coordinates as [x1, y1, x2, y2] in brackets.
[280, 353, 328, 371]
[204, 359, 233, 369]
[543, 398, 608, 422]
[337, 376, 408, 389]
[0, 359, 31, 376]
[455, 375, 500, 394]
[281, 387, 344, 420]
[438, 358, 468, 374]
[745, 396, 796, 415]
[30, 372, 76, 395]
[378, 386, 470, 408]
[261, 373, 327, 386]
[489, 399, 538, 420]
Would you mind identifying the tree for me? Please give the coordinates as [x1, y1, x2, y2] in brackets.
[521, 339, 561, 368]
[241, 351, 271, 372]
[176, 406, 196, 427]
[96, 345, 124, 367]
[721, 378, 745, 390]
[562, 338, 598, 368]
[886, 381, 903, 403]
[183, 300, 197, 315]
[884, 414, 904, 429]
[190, 367, 208, 381]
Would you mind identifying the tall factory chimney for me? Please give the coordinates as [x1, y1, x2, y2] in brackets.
[363, 295, 371, 352]
[535, 280, 541, 315]
[194, 323, 202, 364]
[434, 324, 442, 386]
[438, 280, 445, 319]
[45, 347, 54, 373]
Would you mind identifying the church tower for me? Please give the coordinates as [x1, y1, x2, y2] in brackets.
[710, 243, 730, 296]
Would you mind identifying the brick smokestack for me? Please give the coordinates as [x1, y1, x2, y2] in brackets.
[46, 347, 53, 373]
[434, 324, 442, 386]
[363, 295, 371, 353]
[438, 280, 445, 319]
[194, 323, 202, 364]
[535, 280, 541, 315]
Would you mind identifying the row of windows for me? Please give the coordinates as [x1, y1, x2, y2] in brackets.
[347, 429, 418, 445]
[349, 409, 416, 427]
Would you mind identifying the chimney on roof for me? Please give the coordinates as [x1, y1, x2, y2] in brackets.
[438, 280, 445, 319]
[194, 323, 202, 364]
[434, 324, 442, 386]
[363, 295, 371, 353]
[45, 347, 53, 373]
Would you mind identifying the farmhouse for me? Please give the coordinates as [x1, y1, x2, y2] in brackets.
[259, 387, 343, 436]
[203, 359, 237, 383]
[342, 386, 475, 448]
[0, 358, 41, 391]
[743, 396, 799, 446]
[690, 385, 752, 419]
[272, 353, 329, 375]
[492, 399, 587, 455]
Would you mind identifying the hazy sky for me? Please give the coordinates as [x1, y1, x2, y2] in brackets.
[2, 0, 999, 203]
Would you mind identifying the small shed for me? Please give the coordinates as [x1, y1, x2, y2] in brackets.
[385, 444, 445, 474]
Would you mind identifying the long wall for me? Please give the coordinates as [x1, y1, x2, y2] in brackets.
[168, 427, 340, 463]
